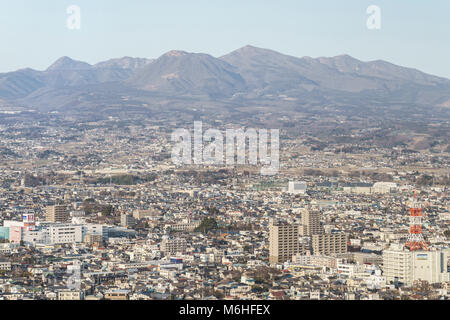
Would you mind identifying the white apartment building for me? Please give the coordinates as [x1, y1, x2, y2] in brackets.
[383, 245, 449, 286]
[50, 224, 83, 244]
[170, 219, 201, 232]
[337, 261, 366, 278]
[22, 223, 107, 246]
[372, 182, 397, 194]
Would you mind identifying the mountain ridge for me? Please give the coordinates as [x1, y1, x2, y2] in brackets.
[1, 45, 449, 112]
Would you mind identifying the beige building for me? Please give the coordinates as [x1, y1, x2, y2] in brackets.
[84, 234, 103, 246]
[293, 254, 337, 269]
[120, 213, 136, 227]
[133, 209, 161, 220]
[58, 290, 84, 300]
[170, 219, 201, 232]
[104, 290, 129, 300]
[301, 209, 323, 236]
[372, 182, 397, 194]
[46, 205, 69, 223]
[311, 233, 347, 256]
[161, 237, 187, 255]
[269, 219, 300, 264]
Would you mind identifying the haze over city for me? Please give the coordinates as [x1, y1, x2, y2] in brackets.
[1, 0, 450, 78]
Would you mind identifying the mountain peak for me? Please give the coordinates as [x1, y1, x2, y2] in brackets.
[163, 50, 189, 57]
[128, 50, 246, 97]
[233, 45, 278, 54]
[238, 45, 259, 51]
[334, 54, 355, 59]
[46, 56, 92, 71]
[94, 57, 153, 69]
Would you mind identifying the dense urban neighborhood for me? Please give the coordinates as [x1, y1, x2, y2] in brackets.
[0, 112, 448, 300]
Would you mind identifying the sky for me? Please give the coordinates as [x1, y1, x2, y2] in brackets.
[0, 0, 449, 78]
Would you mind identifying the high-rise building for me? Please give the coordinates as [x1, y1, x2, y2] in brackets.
[311, 233, 347, 256]
[301, 209, 323, 236]
[46, 205, 69, 223]
[269, 219, 301, 264]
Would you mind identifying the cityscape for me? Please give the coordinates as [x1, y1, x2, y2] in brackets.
[0, 101, 448, 301]
[0, 1, 449, 308]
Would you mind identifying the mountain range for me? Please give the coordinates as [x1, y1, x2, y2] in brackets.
[1, 45, 449, 113]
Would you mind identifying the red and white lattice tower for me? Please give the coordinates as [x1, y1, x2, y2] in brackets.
[405, 192, 428, 251]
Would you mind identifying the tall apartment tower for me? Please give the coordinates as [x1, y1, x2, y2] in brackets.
[382, 246, 412, 285]
[269, 219, 300, 265]
[301, 209, 323, 236]
[46, 205, 69, 223]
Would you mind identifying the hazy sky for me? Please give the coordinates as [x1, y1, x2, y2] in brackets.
[1, 0, 449, 78]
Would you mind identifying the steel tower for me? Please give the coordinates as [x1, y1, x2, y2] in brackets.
[405, 192, 428, 251]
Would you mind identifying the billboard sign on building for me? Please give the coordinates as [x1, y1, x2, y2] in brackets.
[416, 253, 428, 260]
